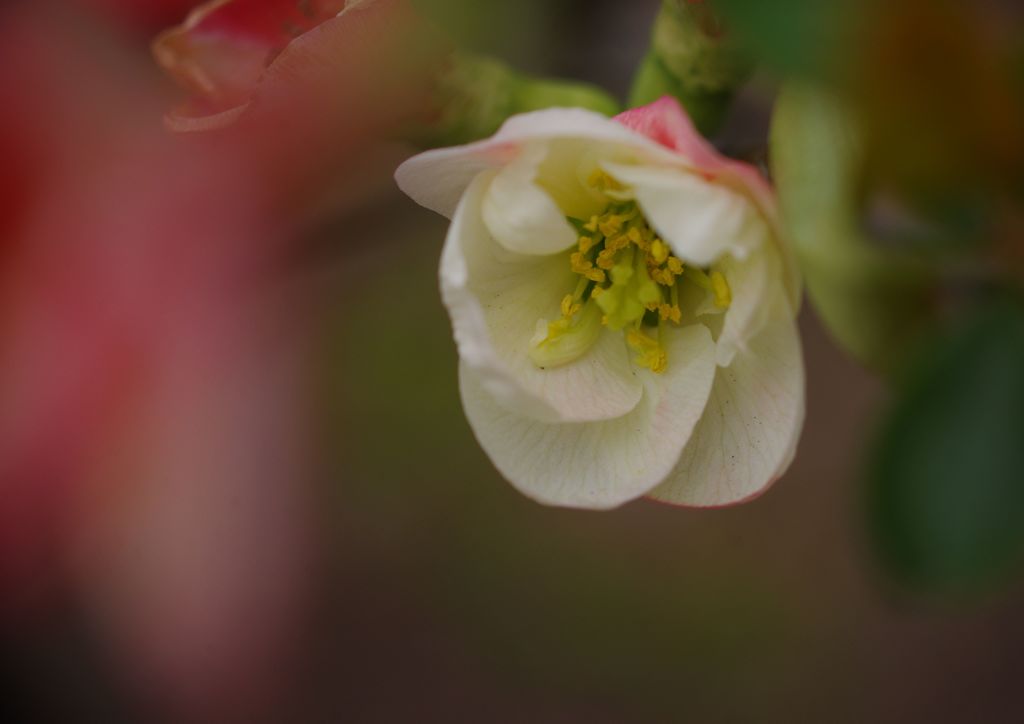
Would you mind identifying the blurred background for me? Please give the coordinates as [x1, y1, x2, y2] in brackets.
[2, 1, 1024, 722]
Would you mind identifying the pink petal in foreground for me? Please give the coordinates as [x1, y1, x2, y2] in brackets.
[616, 96, 800, 311]
[615, 96, 776, 218]
[153, 0, 348, 108]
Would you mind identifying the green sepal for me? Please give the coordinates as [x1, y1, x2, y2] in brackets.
[629, 0, 753, 136]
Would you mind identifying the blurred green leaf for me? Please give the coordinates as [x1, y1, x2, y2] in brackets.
[770, 83, 937, 373]
[868, 296, 1024, 593]
[714, 0, 854, 78]
[413, 0, 550, 60]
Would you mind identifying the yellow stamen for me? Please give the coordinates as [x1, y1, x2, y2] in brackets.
[533, 200, 737, 374]
[658, 303, 682, 323]
[626, 329, 667, 373]
[596, 248, 618, 270]
[598, 215, 626, 237]
[570, 251, 607, 283]
[627, 227, 649, 251]
[605, 233, 629, 253]
[650, 239, 669, 265]
[710, 270, 732, 309]
[587, 169, 623, 193]
[529, 301, 604, 369]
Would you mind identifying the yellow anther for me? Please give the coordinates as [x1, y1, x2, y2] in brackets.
[596, 248, 618, 270]
[530, 301, 604, 369]
[624, 227, 646, 249]
[570, 252, 606, 283]
[560, 294, 581, 318]
[598, 216, 625, 237]
[578, 235, 598, 254]
[605, 233, 629, 253]
[650, 239, 669, 264]
[710, 270, 732, 309]
[583, 215, 600, 233]
[570, 251, 591, 273]
[658, 303, 682, 324]
[626, 329, 667, 374]
[667, 256, 684, 275]
[587, 169, 623, 192]
[650, 267, 677, 286]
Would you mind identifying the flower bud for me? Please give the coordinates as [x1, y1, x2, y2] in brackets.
[412, 51, 620, 147]
[630, 0, 752, 134]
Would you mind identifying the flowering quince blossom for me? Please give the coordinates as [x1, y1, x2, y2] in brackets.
[396, 97, 805, 509]
[153, 0, 441, 132]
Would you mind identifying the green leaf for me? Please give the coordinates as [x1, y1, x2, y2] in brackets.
[714, 0, 853, 78]
[770, 83, 937, 373]
[868, 297, 1024, 594]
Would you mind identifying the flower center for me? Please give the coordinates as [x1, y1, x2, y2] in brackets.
[529, 197, 731, 373]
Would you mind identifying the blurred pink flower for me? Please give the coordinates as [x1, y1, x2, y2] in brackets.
[75, 0, 200, 31]
[0, 3, 316, 718]
[153, 0, 449, 132]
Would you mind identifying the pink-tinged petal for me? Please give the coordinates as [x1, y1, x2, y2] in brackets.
[601, 160, 768, 267]
[0, 9, 317, 718]
[648, 303, 804, 507]
[153, 0, 348, 108]
[253, 0, 447, 138]
[75, 0, 202, 31]
[155, 0, 448, 137]
[615, 96, 801, 310]
[615, 96, 775, 213]
[163, 101, 251, 133]
[396, 107, 679, 219]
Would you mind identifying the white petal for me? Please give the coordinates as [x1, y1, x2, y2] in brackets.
[443, 172, 643, 423]
[460, 324, 718, 509]
[532, 139, 609, 221]
[713, 245, 781, 367]
[395, 107, 679, 219]
[649, 307, 805, 507]
[601, 162, 768, 268]
[481, 143, 577, 255]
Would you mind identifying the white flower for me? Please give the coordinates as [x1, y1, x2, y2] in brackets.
[396, 97, 804, 509]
